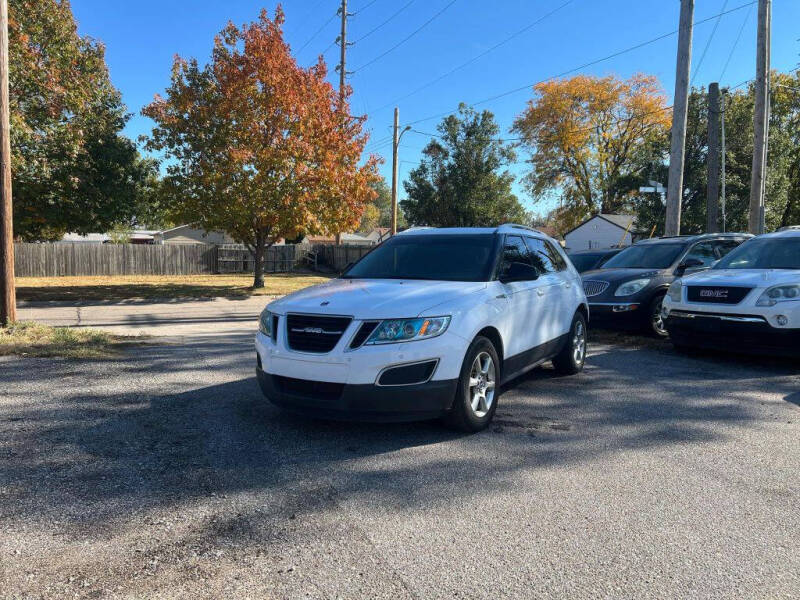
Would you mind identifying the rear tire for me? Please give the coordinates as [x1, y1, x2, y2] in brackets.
[444, 336, 500, 433]
[552, 312, 587, 375]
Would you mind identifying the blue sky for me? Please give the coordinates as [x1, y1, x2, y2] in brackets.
[71, 0, 800, 215]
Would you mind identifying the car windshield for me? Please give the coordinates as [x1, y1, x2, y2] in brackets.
[601, 243, 685, 269]
[714, 237, 800, 270]
[568, 253, 602, 272]
[342, 234, 498, 281]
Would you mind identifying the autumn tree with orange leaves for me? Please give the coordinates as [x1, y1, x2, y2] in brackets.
[143, 7, 378, 288]
[512, 74, 670, 232]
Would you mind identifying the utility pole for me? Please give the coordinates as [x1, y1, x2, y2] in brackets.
[391, 108, 399, 236]
[665, 0, 694, 237]
[720, 91, 727, 232]
[335, 0, 351, 245]
[390, 108, 410, 236]
[0, 0, 15, 326]
[706, 82, 721, 233]
[748, 0, 771, 234]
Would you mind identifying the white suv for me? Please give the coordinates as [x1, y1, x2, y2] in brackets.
[663, 229, 800, 357]
[256, 225, 589, 431]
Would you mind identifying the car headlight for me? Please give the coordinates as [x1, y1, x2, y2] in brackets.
[614, 278, 651, 297]
[365, 316, 451, 345]
[667, 279, 682, 302]
[755, 284, 800, 307]
[259, 309, 273, 337]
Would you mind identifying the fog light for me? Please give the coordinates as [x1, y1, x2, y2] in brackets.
[776, 315, 789, 326]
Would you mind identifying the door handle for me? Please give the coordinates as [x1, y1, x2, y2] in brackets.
[495, 294, 507, 299]
[537, 289, 545, 297]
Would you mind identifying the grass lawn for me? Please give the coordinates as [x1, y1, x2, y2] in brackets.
[0, 322, 138, 359]
[16, 273, 330, 302]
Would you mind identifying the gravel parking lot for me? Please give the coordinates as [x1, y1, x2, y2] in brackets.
[1, 330, 798, 599]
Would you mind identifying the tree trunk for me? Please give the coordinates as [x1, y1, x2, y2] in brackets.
[252, 229, 266, 289]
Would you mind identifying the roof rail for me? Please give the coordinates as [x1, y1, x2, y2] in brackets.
[498, 223, 544, 235]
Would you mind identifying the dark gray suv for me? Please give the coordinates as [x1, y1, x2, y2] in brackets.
[581, 233, 752, 336]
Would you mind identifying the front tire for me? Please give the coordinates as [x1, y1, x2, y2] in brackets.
[444, 336, 500, 432]
[552, 311, 587, 375]
[646, 293, 669, 338]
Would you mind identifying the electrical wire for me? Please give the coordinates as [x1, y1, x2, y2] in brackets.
[297, 12, 338, 53]
[720, 3, 753, 81]
[353, 0, 460, 73]
[691, 0, 729, 85]
[405, 0, 757, 126]
[352, 0, 417, 44]
[372, 0, 578, 113]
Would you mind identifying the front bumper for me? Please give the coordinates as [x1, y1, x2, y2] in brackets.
[587, 302, 643, 326]
[665, 310, 800, 357]
[256, 366, 458, 422]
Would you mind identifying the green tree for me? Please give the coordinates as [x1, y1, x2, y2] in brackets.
[633, 71, 800, 235]
[366, 177, 406, 230]
[9, 0, 155, 240]
[401, 104, 525, 227]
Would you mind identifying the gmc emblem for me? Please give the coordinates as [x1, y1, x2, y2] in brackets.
[699, 289, 728, 298]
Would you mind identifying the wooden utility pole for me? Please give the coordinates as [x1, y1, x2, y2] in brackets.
[0, 0, 15, 326]
[706, 82, 721, 233]
[665, 0, 694, 237]
[391, 107, 399, 235]
[334, 0, 350, 245]
[748, 0, 770, 234]
[720, 91, 727, 232]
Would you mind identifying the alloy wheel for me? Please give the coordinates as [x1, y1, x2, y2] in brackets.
[652, 298, 667, 336]
[468, 351, 496, 418]
[572, 319, 586, 365]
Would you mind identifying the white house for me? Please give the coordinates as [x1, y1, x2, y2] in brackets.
[564, 214, 640, 251]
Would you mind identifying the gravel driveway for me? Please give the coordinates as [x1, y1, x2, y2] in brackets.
[1, 331, 798, 599]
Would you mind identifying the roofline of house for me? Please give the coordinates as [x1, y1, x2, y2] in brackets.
[562, 214, 640, 238]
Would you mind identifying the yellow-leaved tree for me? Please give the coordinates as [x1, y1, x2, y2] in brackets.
[143, 7, 379, 288]
[511, 74, 670, 233]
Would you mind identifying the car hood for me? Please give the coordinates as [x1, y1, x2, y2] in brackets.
[681, 268, 800, 287]
[581, 268, 662, 283]
[267, 278, 488, 319]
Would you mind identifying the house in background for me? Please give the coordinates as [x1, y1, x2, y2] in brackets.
[563, 214, 641, 251]
[300, 232, 375, 246]
[154, 225, 234, 245]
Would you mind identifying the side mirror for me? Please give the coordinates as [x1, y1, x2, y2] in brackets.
[676, 257, 704, 274]
[499, 262, 539, 283]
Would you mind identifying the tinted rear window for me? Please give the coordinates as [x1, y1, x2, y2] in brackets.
[568, 253, 602, 272]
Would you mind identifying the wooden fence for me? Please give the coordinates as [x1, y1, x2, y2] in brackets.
[216, 244, 303, 274]
[13, 242, 373, 277]
[313, 244, 373, 271]
[14, 243, 217, 277]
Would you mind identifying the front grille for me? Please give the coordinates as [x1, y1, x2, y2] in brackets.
[349, 321, 380, 349]
[273, 376, 344, 401]
[286, 314, 352, 353]
[583, 280, 610, 297]
[686, 286, 753, 305]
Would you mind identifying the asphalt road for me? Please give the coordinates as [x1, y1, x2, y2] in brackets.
[1, 326, 798, 598]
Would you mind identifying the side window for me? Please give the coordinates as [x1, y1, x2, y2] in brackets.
[683, 241, 718, 268]
[523, 237, 554, 275]
[715, 239, 743, 259]
[545, 241, 568, 272]
[498, 235, 537, 281]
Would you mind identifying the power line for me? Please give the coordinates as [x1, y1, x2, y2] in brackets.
[720, 2, 753, 81]
[352, 0, 416, 44]
[353, 0, 460, 73]
[692, 0, 729, 85]
[297, 11, 338, 53]
[406, 0, 757, 126]
[354, 0, 382, 14]
[372, 0, 578, 113]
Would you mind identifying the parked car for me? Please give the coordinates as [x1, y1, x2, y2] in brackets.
[663, 229, 800, 356]
[568, 248, 623, 273]
[255, 224, 589, 432]
[581, 233, 752, 337]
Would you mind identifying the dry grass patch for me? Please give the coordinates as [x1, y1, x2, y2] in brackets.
[0, 322, 136, 359]
[16, 273, 330, 302]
